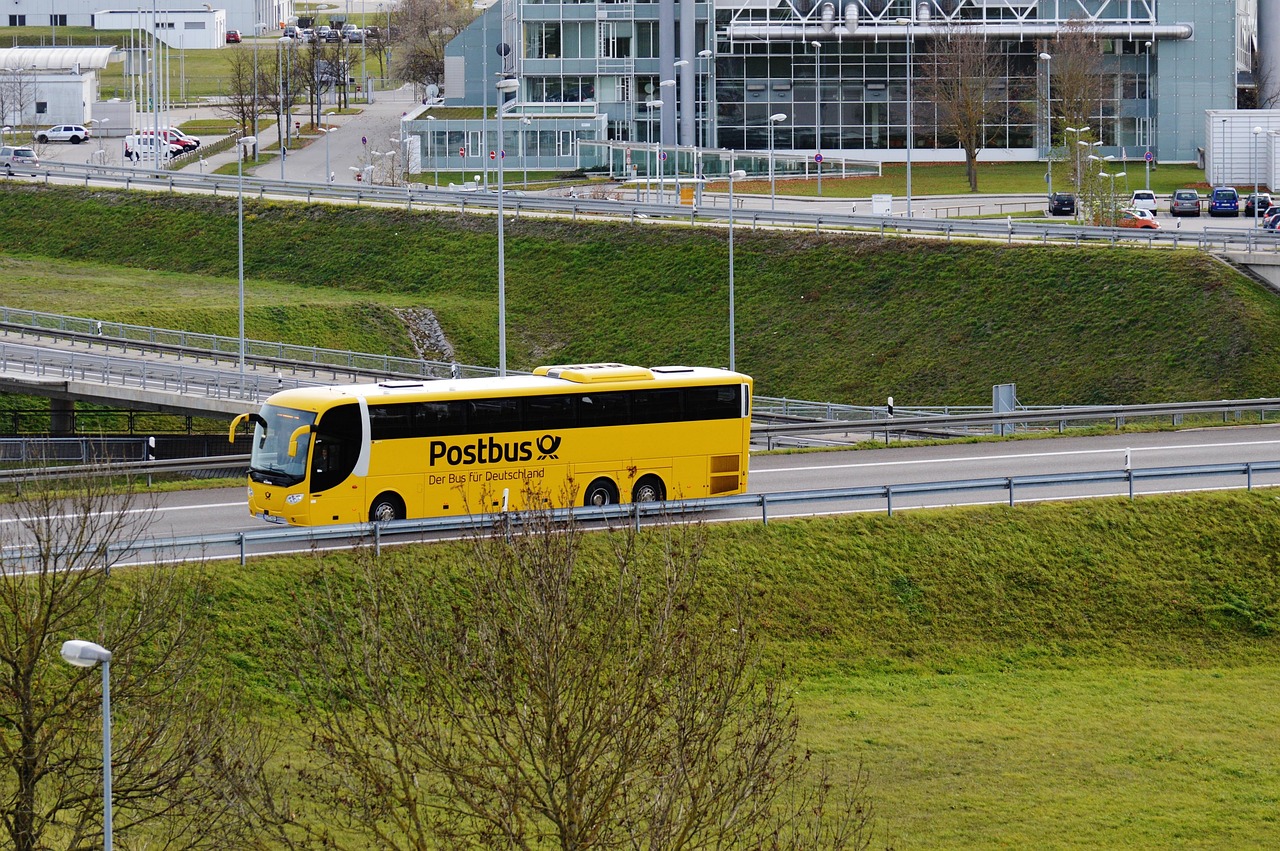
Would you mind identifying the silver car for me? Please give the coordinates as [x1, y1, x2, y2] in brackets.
[0, 145, 40, 173]
[1169, 189, 1200, 217]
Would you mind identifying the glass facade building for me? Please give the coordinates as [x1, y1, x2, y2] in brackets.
[405, 0, 1256, 174]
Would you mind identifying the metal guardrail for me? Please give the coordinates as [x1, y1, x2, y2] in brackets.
[3, 458, 1275, 568]
[750, 397, 1280, 442]
[0, 455, 248, 485]
[9, 162, 1280, 253]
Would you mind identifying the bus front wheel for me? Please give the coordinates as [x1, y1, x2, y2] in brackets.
[632, 475, 666, 503]
[584, 478, 618, 507]
[370, 493, 405, 523]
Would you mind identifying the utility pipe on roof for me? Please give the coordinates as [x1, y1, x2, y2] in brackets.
[726, 23, 1195, 40]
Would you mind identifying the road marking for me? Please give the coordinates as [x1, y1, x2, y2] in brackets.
[0, 501, 244, 525]
[751, 439, 1280, 474]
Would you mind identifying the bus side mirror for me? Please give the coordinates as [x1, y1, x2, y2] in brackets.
[229, 413, 248, 443]
[287, 424, 314, 457]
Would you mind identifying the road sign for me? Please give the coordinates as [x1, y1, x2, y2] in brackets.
[489, 150, 496, 160]
[660, 151, 667, 160]
[361, 135, 367, 146]
[499, 150, 506, 159]
[814, 153, 824, 163]
[1144, 150, 1154, 163]
[459, 147, 465, 156]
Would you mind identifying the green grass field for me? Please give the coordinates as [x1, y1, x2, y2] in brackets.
[195, 490, 1280, 848]
[2, 185, 1278, 407]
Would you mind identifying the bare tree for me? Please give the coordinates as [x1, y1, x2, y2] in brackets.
[392, 0, 477, 91]
[918, 26, 1004, 192]
[259, 45, 308, 155]
[0, 466, 275, 851]
[1048, 19, 1108, 143]
[291, 507, 876, 850]
[217, 48, 261, 137]
[0, 70, 39, 141]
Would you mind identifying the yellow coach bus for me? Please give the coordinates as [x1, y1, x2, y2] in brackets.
[229, 363, 752, 525]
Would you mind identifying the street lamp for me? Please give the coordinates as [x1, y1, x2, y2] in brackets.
[61, 640, 113, 851]
[1253, 125, 1264, 228]
[1039, 52, 1052, 198]
[660, 78, 677, 194]
[896, 18, 914, 216]
[646, 98, 665, 203]
[520, 115, 530, 188]
[727, 169, 746, 371]
[768, 112, 787, 211]
[237, 135, 257, 393]
[276, 36, 292, 180]
[1144, 41, 1153, 191]
[1065, 126, 1090, 210]
[697, 49, 714, 148]
[320, 110, 336, 183]
[495, 75, 519, 377]
[811, 40, 822, 195]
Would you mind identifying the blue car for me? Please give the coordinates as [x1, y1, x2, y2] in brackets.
[1209, 187, 1240, 217]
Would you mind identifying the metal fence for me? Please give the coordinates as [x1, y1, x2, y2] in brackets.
[2, 458, 1275, 569]
[12, 161, 1280, 254]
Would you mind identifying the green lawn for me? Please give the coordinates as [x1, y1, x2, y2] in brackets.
[197, 490, 1280, 848]
[737, 161, 1211, 199]
[3, 185, 1280, 406]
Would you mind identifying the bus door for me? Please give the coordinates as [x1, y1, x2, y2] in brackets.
[307, 403, 363, 524]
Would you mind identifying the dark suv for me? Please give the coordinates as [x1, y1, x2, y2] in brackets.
[1048, 192, 1076, 216]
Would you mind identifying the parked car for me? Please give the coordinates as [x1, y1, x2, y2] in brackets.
[1129, 189, 1158, 217]
[342, 24, 363, 42]
[136, 128, 199, 152]
[1244, 192, 1272, 217]
[1209, 186, 1240, 217]
[1117, 208, 1161, 229]
[315, 25, 332, 39]
[1263, 205, 1280, 228]
[363, 25, 381, 40]
[1169, 189, 1201, 217]
[1048, 192, 1076, 216]
[323, 27, 342, 42]
[0, 145, 39, 173]
[283, 24, 299, 39]
[35, 124, 90, 144]
[226, 29, 242, 43]
[124, 134, 184, 161]
[299, 28, 316, 43]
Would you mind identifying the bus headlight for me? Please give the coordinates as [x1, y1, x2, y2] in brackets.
[286, 493, 303, 505]
[247, 486, 254, 499]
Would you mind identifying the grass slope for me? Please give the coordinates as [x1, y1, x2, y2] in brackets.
[200, 491, 1280, 848]
[3, 185, 1280, 405]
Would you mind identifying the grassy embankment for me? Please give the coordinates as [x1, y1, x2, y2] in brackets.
[194, 490, 1280, 848]
[3, 185, 1280, 408]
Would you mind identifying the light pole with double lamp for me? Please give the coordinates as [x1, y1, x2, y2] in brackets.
[1039, 52, 1052, 197]
[660, 78, 677, 192]
[768, 112, 787, 210]
[277, 37, 292, 180]
[646, 98, 665, 202]
[495, 75, 519, 377]
[320, 113, 336, 183]
[237, 135, 257, 391]
[1065, 125, 1090, 212]
[1144, 41, 1153, 190]
[811, 40, 822, 195]
[727, 169, 746, 371]
[896, 17, 914, 216]
[61, 640, 113, 851]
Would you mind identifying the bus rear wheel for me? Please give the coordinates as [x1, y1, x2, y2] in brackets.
[583, 478, 618, 507]
[370, 493, 404, 523]
[632, 475, 666, 503]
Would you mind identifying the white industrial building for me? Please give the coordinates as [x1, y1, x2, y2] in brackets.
[93, 9, 227, 51]
[3, 0, 293, 42]
[0, 47, 115, 129]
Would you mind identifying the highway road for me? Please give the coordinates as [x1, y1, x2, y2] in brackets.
[10, 424, 1272, 556]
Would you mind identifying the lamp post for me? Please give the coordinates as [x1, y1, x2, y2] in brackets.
[660, 77, 677, 194]
[520, 115, 530, 188]
[697, 48, 714, 149]
[321, 110, 336, 183]
[1065, 125, 1090, 214]
[647, 98, 664, 203]
[277, 37, 291, 180]
[811, 40, 822, 195]
[768, 112, 787, 211]
[237, 135, 257, 393]
[1254, 125, 1264, 228]
[1088, 152, 1115, 225]
[495, 75, 519, 377]
[899, 18, 913, 216]
[61, 640, 113, 851]
[1039, 52, 1052, 198]
[727, 168, 746, 371]
[1144, 41, 1153, 191]
[673, 58, 689, 164]
[1219, 117, 1228, 186]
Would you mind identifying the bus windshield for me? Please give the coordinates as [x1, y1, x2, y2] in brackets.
[248, 404, 317, 486]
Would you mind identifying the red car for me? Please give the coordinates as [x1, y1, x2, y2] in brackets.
[1117, 209, 1160, 229]
[226, 29, 242, 43]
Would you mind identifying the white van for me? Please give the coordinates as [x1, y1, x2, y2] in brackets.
[124, 134, 184, 162]
[1129, 190, 1158, 217]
